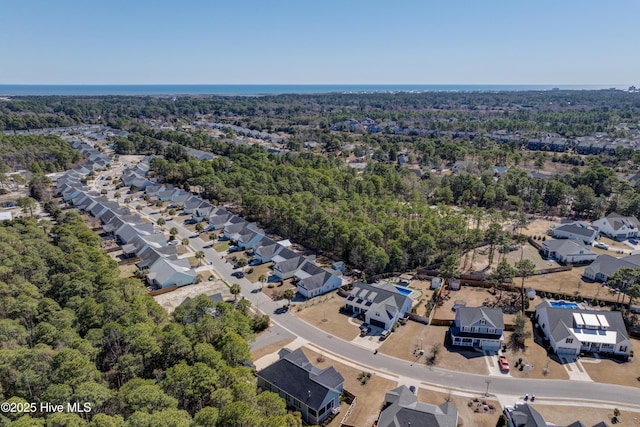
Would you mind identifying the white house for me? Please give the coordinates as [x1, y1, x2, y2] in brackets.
[272, 248, 308, 280]
[583, 253, 640, 282]
[146, 257, 197, 289]
[540, 239, 597, 264]
[593, 213, 640, 240]
[345, 282, 413, 330]
[450, 307, 504, 351]
[294, 262, 343, 299]
[552, 222, 599, 244]
[253, 238, 285, 264]
[534, 300, 631, 358]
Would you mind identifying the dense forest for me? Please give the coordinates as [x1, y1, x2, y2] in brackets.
[0, 214, 300, 427]
[0, 134, 81, 174]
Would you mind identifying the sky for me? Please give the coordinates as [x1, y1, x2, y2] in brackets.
[1, 0, 638, 85]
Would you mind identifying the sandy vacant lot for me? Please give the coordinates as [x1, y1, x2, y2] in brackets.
[153, 279, 231, 313]
[300, 346, 398, 427]
[579, 339, 640, 387]
[535, 404, 639, 426]
[293, 292, 360, 341]
[379, 322, 489, 375]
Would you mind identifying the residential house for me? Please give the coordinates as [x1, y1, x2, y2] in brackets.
[377, 385, 458, 427]
[253, 238, 285, 264]
[272, 248, 308, 281]
[450, 307, 504, 351]
[552, 222, 599, 244]
[183, 197, 205, 215]
[294, 262, 343, 299]
[344, 282, 413, 330]
[115, 223, 155, 245]
[208, 208, 235, 230]
[99, 207, 132, 225]
[145, 184, 166, 198]
[256, 348, 344, 425]
[146, 257, 197, 289]
[169, 190, 192, 206]
[503, 403, 547, 427]
[223, 217, 251, 240]
[136, 245, 178, 271]
[193, 202, 215, 223]
[593, 213, 640, 240]
[582, 253, 640, 282]
[121, 233, 167, 258]
[540, 240, 597, 264]
[534, 300, 631, 358]
[232, 223, 265, 250]
[102, 214, 144, 234]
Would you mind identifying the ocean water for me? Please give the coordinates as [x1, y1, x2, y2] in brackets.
[0, 84, 618, 96]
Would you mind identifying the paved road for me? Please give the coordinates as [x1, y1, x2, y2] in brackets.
[123, 198, 640, 408]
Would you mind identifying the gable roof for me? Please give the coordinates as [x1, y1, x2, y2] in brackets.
[456, 307, 504, 329]
[586, 254, 640, 278]
[347, 282, 412, 319]
[378, 385, 458, 427]
[542, 240, 595, 258]
[296, 263, 340, 291]
[147, 257, 196, 283]
[256, 348, 343, 411]
[554, 222, 598, 238]
[600, 213, 640, 231]
[535, 300, 629, 345]
[505, 403, 547, 427]
[136, 245, 179, 269]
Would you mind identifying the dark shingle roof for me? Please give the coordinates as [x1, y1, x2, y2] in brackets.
[256, 349, 343, 411]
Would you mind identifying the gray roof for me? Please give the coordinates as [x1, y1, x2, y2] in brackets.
[347, 282, 411, 321]
[256, 348, 343, 412]
[554, 223, 598, 238]
[602, 213, 640, 231]
[273, 251, 307, 275]
[542, 240, 595, 258]
[505, 403, 547, 427]
[295, 263, 338, 292]
[147, 257, 196, 284]
[456, 307, 504, 330]
[116, 223, 155, 244]
[378, 385, 458, 427]
[535, 300, 629, 344]
[586, 254, 640, 278]
[137, 246, 178, 269]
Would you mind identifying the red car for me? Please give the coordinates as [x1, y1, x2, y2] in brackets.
[498, 356, 510, 372]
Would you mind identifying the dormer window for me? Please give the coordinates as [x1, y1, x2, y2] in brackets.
[480, 319, 486, 325]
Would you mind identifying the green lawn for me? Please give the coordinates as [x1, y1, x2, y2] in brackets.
[213, 241, 230, 252]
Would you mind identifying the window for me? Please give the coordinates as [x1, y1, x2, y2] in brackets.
[566, 338, 573, 344]
[620, 346, 628, 352]
[480, 319, 486, 325]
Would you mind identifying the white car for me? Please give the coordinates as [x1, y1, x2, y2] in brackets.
[594, 242, 609, 250]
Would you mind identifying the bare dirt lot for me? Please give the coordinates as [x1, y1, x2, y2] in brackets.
[579, 338, 640, 387]
[503, 329, 569, 380]
[293, 292, 360, 342]
[379, 322, 489, 375]
[418, 389, 500, 427]
[153, 279, 231, 313]
[467, 242, 552, 273]
[300, 346, 398, 427]
[535, 404, 639, 426]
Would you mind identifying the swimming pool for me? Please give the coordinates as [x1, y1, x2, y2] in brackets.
[549, 301, 578, 309]
[395, 286, 412, 296]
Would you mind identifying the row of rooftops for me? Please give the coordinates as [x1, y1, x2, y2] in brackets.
[57, 156, 198, 288]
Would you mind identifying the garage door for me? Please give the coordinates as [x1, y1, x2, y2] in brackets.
[369, 319, 386, 329]
[556, 347, 577, 355]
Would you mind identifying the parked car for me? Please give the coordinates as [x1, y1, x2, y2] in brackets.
[359, 323, 371, 336]
[594, 242, 609, 250]
[168, 240, 178, 246]
[498, 356, 510, 372]
[379, 329, 391, 341]
[629, 238, 638, 245]
[232, 271, 245, 279]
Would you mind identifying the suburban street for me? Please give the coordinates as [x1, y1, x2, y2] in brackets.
[122, 199, 640, 409]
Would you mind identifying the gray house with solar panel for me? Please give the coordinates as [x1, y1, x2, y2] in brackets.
[345, 282, 412, 330]
[534, 300, 631, 358]
[256, 348, 343, 425]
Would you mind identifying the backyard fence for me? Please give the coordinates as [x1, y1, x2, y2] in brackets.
[148, 285, 177, 296]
